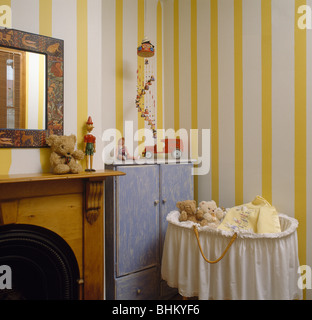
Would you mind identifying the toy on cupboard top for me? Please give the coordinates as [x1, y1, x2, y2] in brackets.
[116, 137, 137, 161]
[142, 138, 183, 159]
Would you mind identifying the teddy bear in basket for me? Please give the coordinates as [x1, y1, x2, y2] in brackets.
[197, 200, 226, 228]
[176, 200, 208, 226]
[46, 134, 85, 174]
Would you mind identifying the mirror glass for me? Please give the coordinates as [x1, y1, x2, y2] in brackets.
[0, 46, 46, 130]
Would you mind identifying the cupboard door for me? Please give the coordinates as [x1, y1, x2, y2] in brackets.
[159, 163, 193, 254]
[116, 165, 159, 277]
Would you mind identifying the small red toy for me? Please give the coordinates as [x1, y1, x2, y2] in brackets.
[142, 139, 183, 159]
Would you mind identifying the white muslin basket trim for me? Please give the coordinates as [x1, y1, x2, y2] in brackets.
[166, 210, 298, 239]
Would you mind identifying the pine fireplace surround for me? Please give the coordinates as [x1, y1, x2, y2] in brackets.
[0, 169, 125, 300]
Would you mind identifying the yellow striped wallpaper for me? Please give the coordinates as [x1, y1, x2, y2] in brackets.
[116, 0, 123, 137]
[295, 0, 307, 283]
[39, 0, 52, 37]
[137, 0, 145, 153]
[157, 0, 163, 133]
[77, 0, 88, 163]
[0, 0, 11, 173]
[210, 0, 219, 205]
[261, 0, 272, 205]
[191, 0, 198, 202]
[39, 0, 52, 173]
[1, 0, 312, 299]
[234, 0, 243, 206]
[173, 0, 180, 132]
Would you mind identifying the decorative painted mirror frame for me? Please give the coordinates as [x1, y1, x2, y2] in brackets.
[0, 28, 64, 148]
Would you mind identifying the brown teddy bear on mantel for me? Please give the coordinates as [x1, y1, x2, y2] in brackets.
[46, 134, 85, 174]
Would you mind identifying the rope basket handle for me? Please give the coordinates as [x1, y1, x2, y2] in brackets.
[193, 225, 237, 264]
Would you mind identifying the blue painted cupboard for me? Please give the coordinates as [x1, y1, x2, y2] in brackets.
[105, 163, 193, 300]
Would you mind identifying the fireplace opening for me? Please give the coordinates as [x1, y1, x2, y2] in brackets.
[0, 224, 80, 300]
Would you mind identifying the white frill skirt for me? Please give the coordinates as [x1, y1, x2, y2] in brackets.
[161, 211, 302, 300]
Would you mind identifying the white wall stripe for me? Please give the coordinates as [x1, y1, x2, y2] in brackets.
[179, 0, 191, 133]
[159, 0, 165, 130]
[163, 0, 174, 130]
[88, 0, 103, 170]
[101, 0, 116, 165]
[242, 0, 262, 203]
[145, 0, 158, 132]
[11, 0, 39, 34]
[271, 0, 295, 216]
[197, 0, 211, 202]
[218, 0, 235, 208]
[52, 0, 77, 137]
[122, 0, 138, 155]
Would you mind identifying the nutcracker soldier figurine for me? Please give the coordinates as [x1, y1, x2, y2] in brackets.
[84, 116, 96, 171]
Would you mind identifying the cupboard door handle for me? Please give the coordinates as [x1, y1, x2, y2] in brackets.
[137, 288, 141, 295]
[162, 198, 167, 204]
[154, 200, 159, 205]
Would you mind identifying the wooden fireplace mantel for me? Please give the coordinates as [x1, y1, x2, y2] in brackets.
[0, 169, 124, 184]
[0, 169, 125, 300]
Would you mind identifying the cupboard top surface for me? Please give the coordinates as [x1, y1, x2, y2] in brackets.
[107, 159, 196, 166]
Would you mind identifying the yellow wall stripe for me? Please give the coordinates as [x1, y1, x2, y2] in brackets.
[0, 0, 11, 14]
[157, 0, 163, 131]
[211, 0, 219, 205]
[295, 0, 307, 273]
[39, 0, 52, 37]
[39, 0, 52, 173]
[0, 0, 11, 175]
[191, 0, 198, 202]
[156, 0, 165, 154]
[137, 0, 144, 154]
[174, 0, 179, 132]
[261, 0, 272, 204]
[234, 0, 243, 205]
[116, 0, 123, 137]
[0, 0, 11, 26]
[77, 0, 88, 162]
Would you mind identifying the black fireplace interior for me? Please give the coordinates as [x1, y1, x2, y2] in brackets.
[0, 224, 80, 300]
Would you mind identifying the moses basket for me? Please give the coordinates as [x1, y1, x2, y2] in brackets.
[161, 211, 302, 300]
